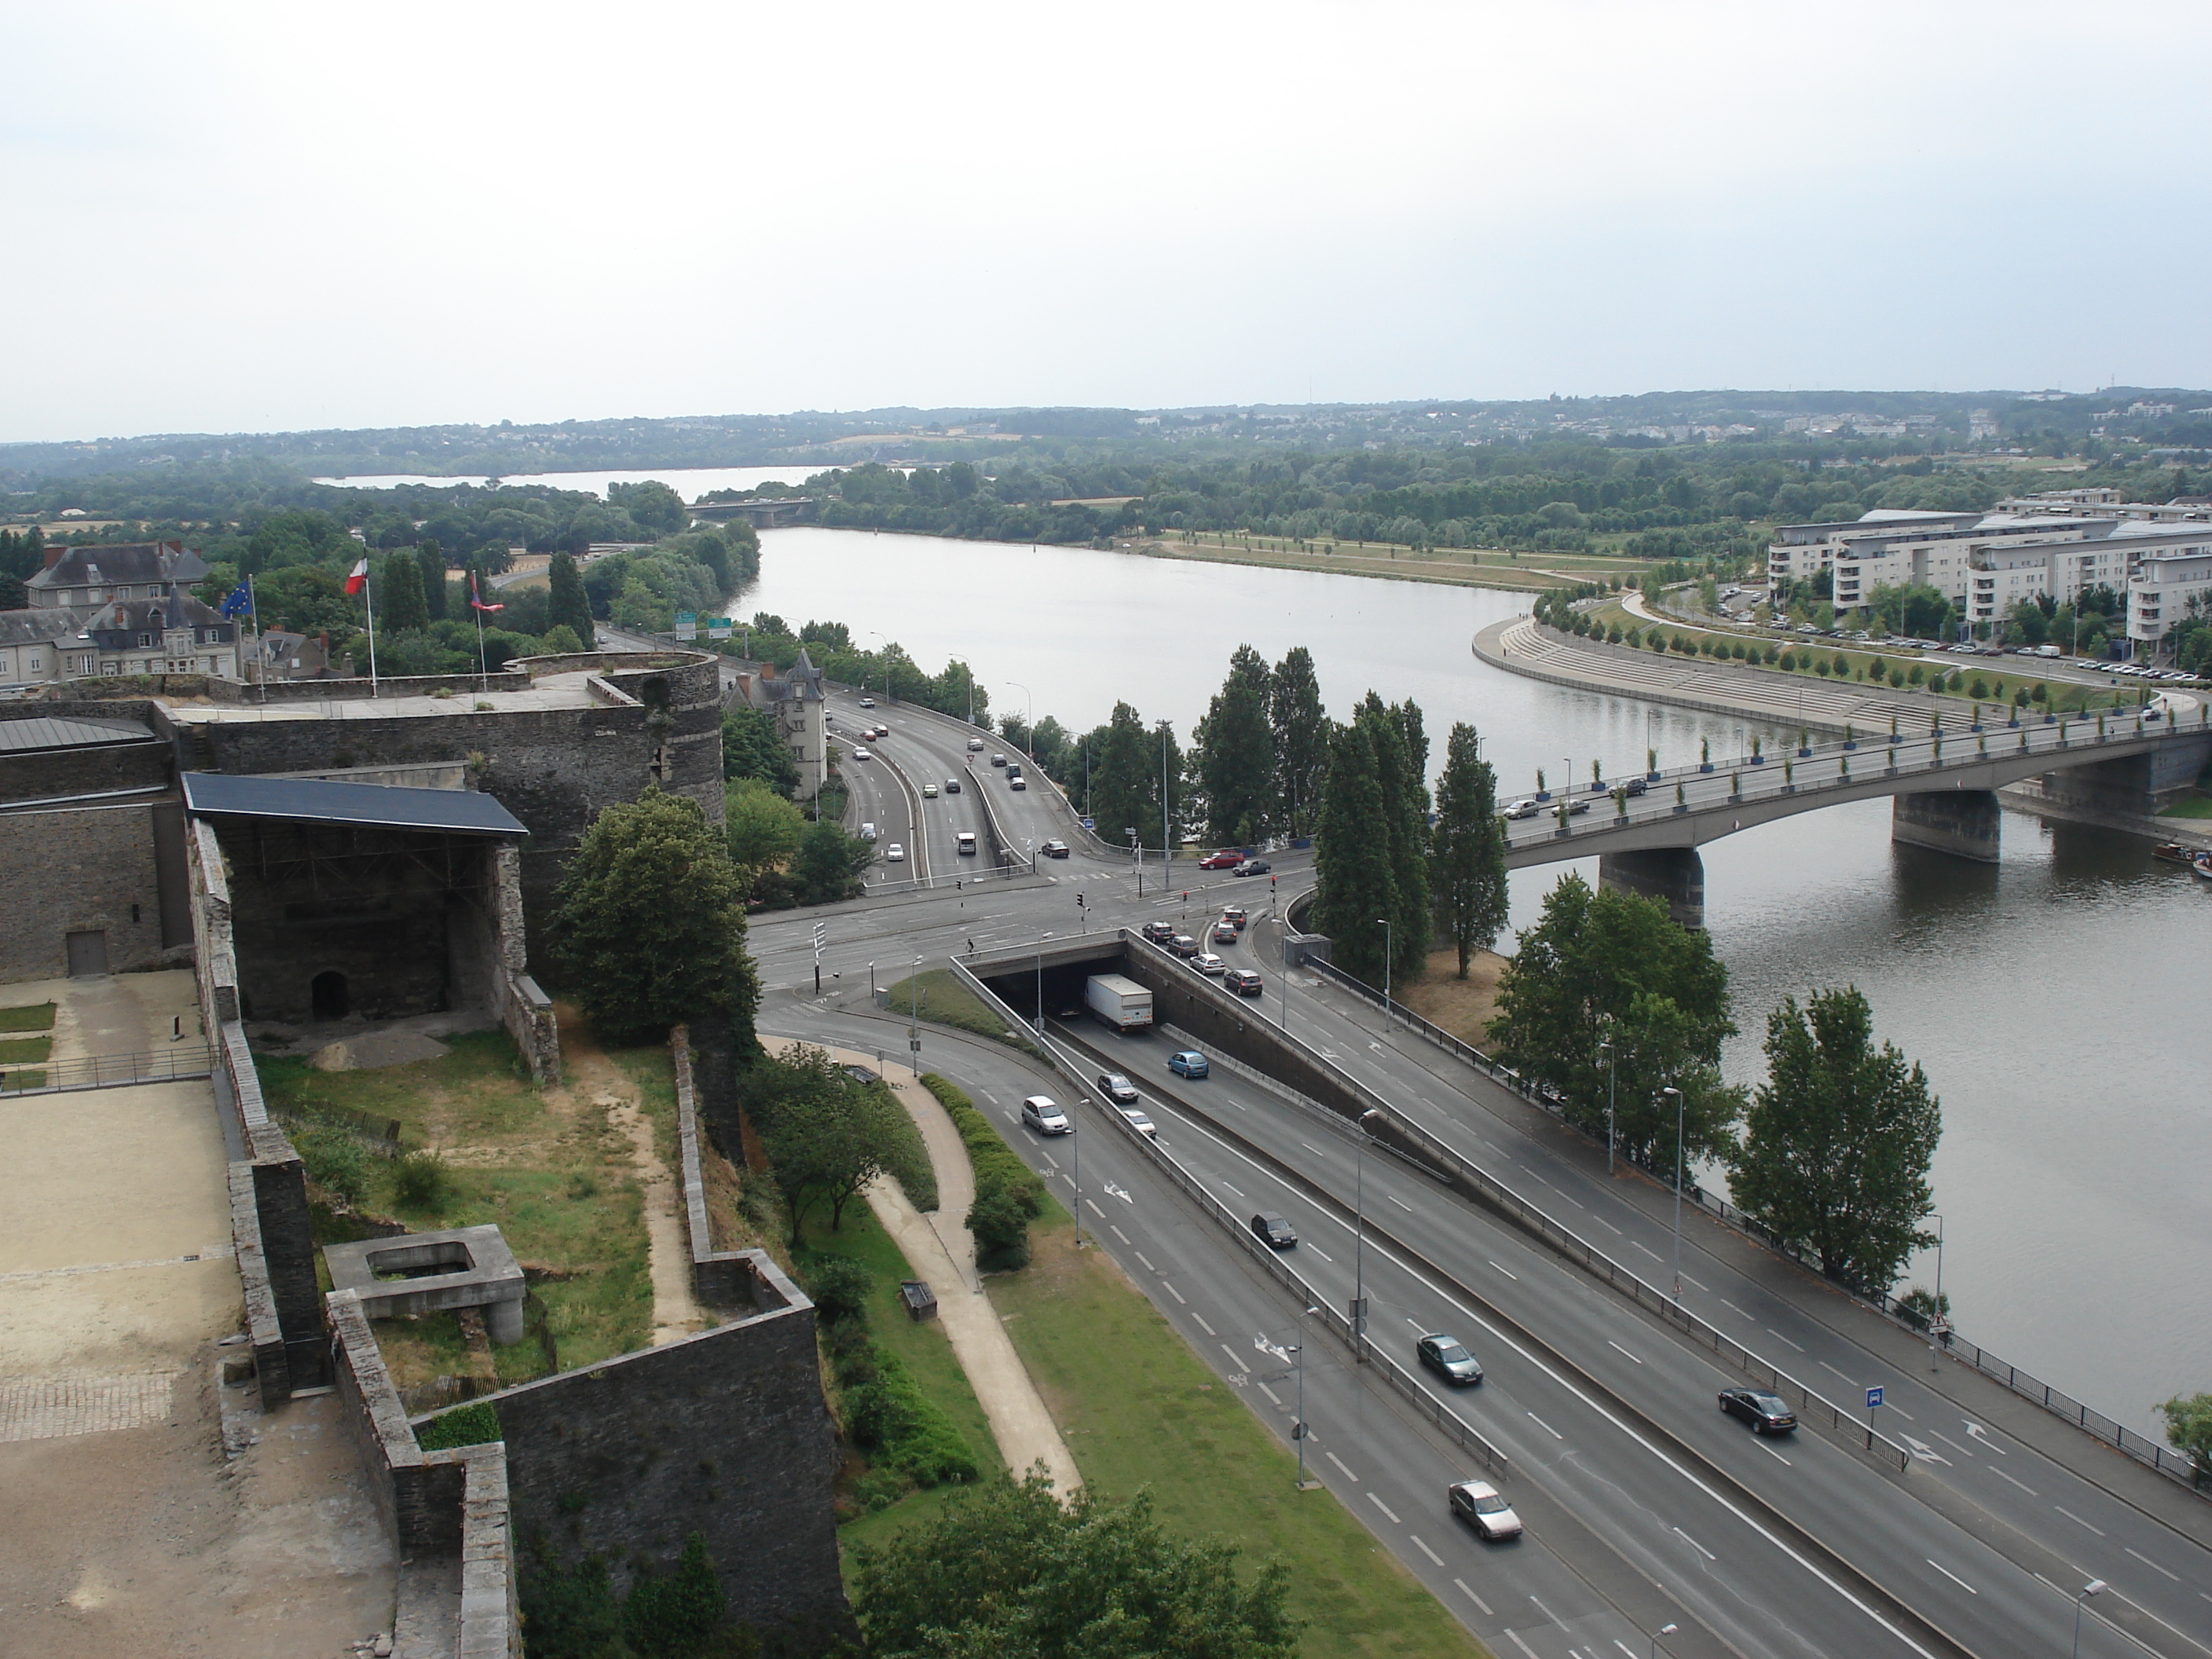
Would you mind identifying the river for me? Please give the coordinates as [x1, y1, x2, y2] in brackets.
[737, 526, 2210, 1432]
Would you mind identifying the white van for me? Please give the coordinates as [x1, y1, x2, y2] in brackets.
[859, 822, 878, 841]
[957, 832, 978, 856]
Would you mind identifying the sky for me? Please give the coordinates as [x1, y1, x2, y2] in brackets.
[5, 0, 2211, 442]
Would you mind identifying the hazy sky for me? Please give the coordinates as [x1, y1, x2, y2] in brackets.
[6, 1, 2210, 442]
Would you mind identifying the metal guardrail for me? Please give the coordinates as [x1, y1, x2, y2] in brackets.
[944, 956, 1510, 1475]
[0, 1044, 216, 1097]
[1295, 929, 2207, 1493]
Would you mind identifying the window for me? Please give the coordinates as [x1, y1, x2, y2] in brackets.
[137, 633, 152, 647]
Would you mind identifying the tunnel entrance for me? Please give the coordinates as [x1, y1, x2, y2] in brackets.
[310, 970, 350, 1020]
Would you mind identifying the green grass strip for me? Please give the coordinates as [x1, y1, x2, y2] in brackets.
[0, 1002, 57, 1033]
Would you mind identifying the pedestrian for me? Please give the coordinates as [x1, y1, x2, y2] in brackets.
[967, 938, 976, 954]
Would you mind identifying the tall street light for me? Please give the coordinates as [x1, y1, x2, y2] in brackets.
[1928, 1210, 1946, 1372]
[1650, 1621, 1678, 1658]
[1005, 681, 1034, 767]
[1351, 1108, 1383, 1363]
[2072, 1580, 2106, 1659]
[1663, 1083, 1685, 1302]
[870, 630, 892, 701]
[1378, 917, 1393, 1031]
[1599, 1033, 1617, 1175]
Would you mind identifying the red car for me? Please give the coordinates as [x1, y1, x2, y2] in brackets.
[1199, 849, 1244, 870]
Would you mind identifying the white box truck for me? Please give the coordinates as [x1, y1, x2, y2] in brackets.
[1085, 973, 1153, 1030]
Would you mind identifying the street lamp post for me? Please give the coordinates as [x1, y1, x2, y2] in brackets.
[1928, 1211, 1946, 1371]
[1650, 1622, 1678, 1658]
[1599, 1035, 1617, 1175]
[1663, 1083, 1685, 1301]
[2073, 1580, 2106, 1659]
[1352, 1108, 1382, 1362]
[1072, 1097, 1085, 1249]
[909, 956, 923, 1067]
[1005, 680, 1034, 768]
[870, 631, 892, 701]
[1378, 917, 1392, 1031]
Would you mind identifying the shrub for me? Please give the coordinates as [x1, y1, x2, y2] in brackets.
[1968, 677, 1988, 701]
[921, 1073, 1045, 1273]
[1890, 668, 1907, 687]
[1832, 654, 1850, 677]
[1815, 658, 1831, 676]
[392, 1150, 453, 1214]
[802, 1253, 875, 1326]
[416, 1400, 501, 1451]
[298, 1126, 369, 1206]
[622, 1533, 726, 1659]
[2031, 682, 2049, 703]
[1907, 665, 1925, 686]
[1763, 646, 1779, 665]
[1778, 651, 1796, 672]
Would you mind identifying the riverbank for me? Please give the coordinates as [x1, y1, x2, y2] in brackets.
[1128, 533, 1627, 594]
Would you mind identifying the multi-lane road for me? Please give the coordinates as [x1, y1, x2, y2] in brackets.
[665, 638, 2212, 1657]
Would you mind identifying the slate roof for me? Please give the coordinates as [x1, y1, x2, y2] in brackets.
[0, 715, 158, 755]
[0, 609, 86, 648]
[181, 772, 529, 836]
[26, 540, 209, 597]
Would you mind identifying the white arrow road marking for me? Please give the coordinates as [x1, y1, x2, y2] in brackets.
[1103, 1181, 1133, 1204]
[1961, 1420, 2006, 1453]
[1902, 1436, 1952, 1466]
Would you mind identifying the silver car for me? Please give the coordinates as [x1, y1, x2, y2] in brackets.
[1448, 1479, 1523, 1540]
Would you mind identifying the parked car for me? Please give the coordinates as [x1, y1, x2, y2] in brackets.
[946, 778, 961, 793]
[1096, 1071, 1139, 1104]
[1223, 968, 1264, 996]
[1718, 1388, 1797, 1435]
[1212, 918, 1239, 943]
[1167, 1049, 1210, 1079]
[1040, 838, 1069, 857]
[1232, 859, 1271, 877]
[1219, 906, 1247, 931]
[1500, 798, 1541, 819]
[922, 782, 939, 798]
[884, 844, 904, 862]
[1020, 1096, 1071, 1135]
[1251, 1213, 1298, 1249]
[1142, 920, 1177, 943]
[1199, 849, 1244, 869]
[1192, 952, 1227, 976]
[1168, 933, 1201, 958]
[1416, 1333, 1484, 1386]
[1448, 1479, 1523, 1540]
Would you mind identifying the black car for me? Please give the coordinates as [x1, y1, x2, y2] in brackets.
[1232, 859, 1271, 877]
[1415, 1333, 1484, 1386]
[1096, 1071, 1139, 1105]
[1040, 839, 1069, 858]
[1563, 798, 1591, 816]
[945, 778, 961, 793]
[1223, 968, 1264, 997]
[1141, 920, 1177, 944]
[1167, 933, 1201, 958]
[1719, 1388, 1797, 1435]
[1251, 1213, 1298, 1249]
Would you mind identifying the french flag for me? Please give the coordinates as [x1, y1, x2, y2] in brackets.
[344, 556, 370, 595]
[471, 574, 504, 613]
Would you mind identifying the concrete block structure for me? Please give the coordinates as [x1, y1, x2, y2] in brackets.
[324, 1225, 527, 1345]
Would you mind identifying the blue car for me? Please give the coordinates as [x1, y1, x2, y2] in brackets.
[1167, 1050, 1210, 1079]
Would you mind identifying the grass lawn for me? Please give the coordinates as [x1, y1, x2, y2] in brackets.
[1401, 950, 1507, 1054]
[2159, 795, 2212, 819]
[0, 1001, 57, 1033]
[881, 969, 1042, 1057]
[258, 1028, 656, 1389]
[0, 1035, 53, 1064]
[983, 1220, 1488, 1659]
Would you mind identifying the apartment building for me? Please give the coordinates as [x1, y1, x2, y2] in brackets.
[2128, 551, 2212, 654]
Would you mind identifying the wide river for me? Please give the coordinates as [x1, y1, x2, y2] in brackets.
[739, 526, 2209, 1431]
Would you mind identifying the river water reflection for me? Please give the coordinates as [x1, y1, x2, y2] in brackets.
[743, 526, 2209, 1429]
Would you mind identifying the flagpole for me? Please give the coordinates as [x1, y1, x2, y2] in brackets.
[474, 580, 488, 688]
[364, 563, 379, 695]
[248, 573, 264, 704]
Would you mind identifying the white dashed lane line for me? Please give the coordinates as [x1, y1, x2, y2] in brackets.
[1368, 1492, 1402, 1524]
[1925, 1558, 1977, 1595]
[1410, 1534, 1445, 1566]
[1327, 1451, 1358, 1481]
[1191, 1313, 1217, 1337]
[1161, 1281, 1188, 1305]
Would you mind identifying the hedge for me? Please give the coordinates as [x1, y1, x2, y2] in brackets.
[921, 1072, 1046, 1270]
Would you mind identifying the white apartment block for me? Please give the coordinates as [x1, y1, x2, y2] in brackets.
[2129, 551, 2212, 652]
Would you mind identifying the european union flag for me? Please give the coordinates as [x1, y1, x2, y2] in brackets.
[218, 583, 253, 619]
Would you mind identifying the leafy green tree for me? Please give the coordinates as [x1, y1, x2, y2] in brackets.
[792, 816, 873, 905]
[416, 537, 447, 621]
[608, 478, 689, 535]
[1311, 720, 1396, 985]
[553, 786, 760, 1047]
[1430, 722, 1507, 977]
[1088, 701, 1156, 851]
[1269, 646, 1328, 837]
[1199, 644, 1275, 845]
[379, 548, 428, 635]
[2158, 1393, 2212, 1481]
[851, 1470, 1297, 1659]
[1357, 694, 1430, 987]
[548, 549, 595, 647]
[1728, 987, 1941, 1289]
[621, 1532, 726, 1657]
[720, 705, 798, 794]
[747, 1045, 895, 1238]
[725, 779, 805, 891]
[1486, 874, 1740, 1165]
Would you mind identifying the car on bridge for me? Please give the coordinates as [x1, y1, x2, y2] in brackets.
[851, 748, 872, 762]
[859, 696, 876, 708]
[1219, 906, 1246, 931]
[1621, 777, 1648, 797]
[1232, 859, 1270, 877]
[945, 778, 961, 792]
[1167, 1049, 1210, 1079]
[1117, 1105, 1158, 1138]
[1500, 798, 1540, 819]
[884, 844, 904, 862]
[967, 736, 986, 751]
[1040, 838, 1068, 857]
[1250, 1213, 1298, 1249]
[991, 753, 1008, 767]
[1199, 849, 1244, 869]
[1416, 1333, 1484, 1386]
[1223, 968, 1263, 997]
[1563, 797, 1591, 817]
[1192, 952, 1226, 976]
[1448, 1479, 1522, 1541]
[1719, 1388, 1796, 1435]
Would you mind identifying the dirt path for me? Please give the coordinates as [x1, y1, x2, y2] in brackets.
[551, 1023, 701, 1347]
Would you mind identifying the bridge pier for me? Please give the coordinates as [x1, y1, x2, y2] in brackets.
[1599, 847, 1705, 930]
[2035, 736, 2212, 816]
[1892, 789, 2001, 862]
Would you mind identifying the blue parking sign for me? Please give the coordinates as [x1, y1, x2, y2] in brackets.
[1866, 1386, 1884, 1410]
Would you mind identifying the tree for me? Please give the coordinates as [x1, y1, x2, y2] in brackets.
[1311, 721, 1395, 985]
[2157, 1393, 2212, 1481]
[1727, 987, 1941, 1290]
[792, 816, 873, 905]
[1430, 723, 1507, 977]
[416, 538, 447, 621]
[379, 548, 428, 635]
[746, 1044, 895, 1239]
[1486, 874, 1740, 1166]
[553, 786, 760, 1048]
[1088, 701, 1155, 851]
[1357, 694, 1429, 987]
[548, 549, 595, 647]
[1200, 644, 1275, 845]
[1269, 646, 1328, 838]
[851, 1470, 1297, 1659]
[721, 704, 798, 794]
[621, 1531, 725, 1657]
[725, 779, 805, 891]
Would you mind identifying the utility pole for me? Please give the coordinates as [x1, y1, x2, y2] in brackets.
[1664, 1084, 1685, 1301]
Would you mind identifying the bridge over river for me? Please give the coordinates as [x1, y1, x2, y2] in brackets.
[1501, 702, 2211, 925]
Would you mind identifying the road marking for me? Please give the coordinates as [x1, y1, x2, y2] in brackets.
[1672, 1525, 1716, 1562]
[1759, 1441, 1793, 1467]
[1257, 1382, 1281, 1406]
[1327, 1450, 1358, 1481]
[1039, 1152, 1059, 1170]
[1819, 1361, 1852, 1382]
[1488, 1261, 1519, 1281]
[1527, 1412, 1564, 1440]
[1300, 1142, 1324, 1155]
[1134, 1251, 1157, 1272]
[1221, 1343, 1248, 1373]
[1632, 1240, 1663, 1260]
[1187, 1311, 1217, 1337]
[1110, 1225, 1131, 1245]
[1961, 1419, 2006, 1453]
[1925, 1558, 1977, 1595]
[1989, 1467, 2037, 1496]
[1161, 1280, 1187, 1305]
[1387, 1194, 1414, 1212]
[1930, 1430, 1977, 1459]
[1411, 1533, 1445, 1566]
[1886, 1403, 1915, 1422]
[1220, 1181, 1245, 1199]
[2055, 1505, 2107, 1536]
[1306, 1244, 1334, 1262]
[1719, 1298, 1755, 1320]
[1592, 1215, 1623, 1235]
[1679, 1270, 1706, 1290]
[1503, 1631, 1540, 1659]
[1368, 1492, 1401, 1524]
[1086, 1199, 1105, 1218]
[1763, 1328, 1805, 1353]
[1453, 1579, 1493, 1617]
[2126, 1546, 2182, 1582]
[1407, 1317, 1428, 1331]
[1607, 1341, 1643, 1364]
